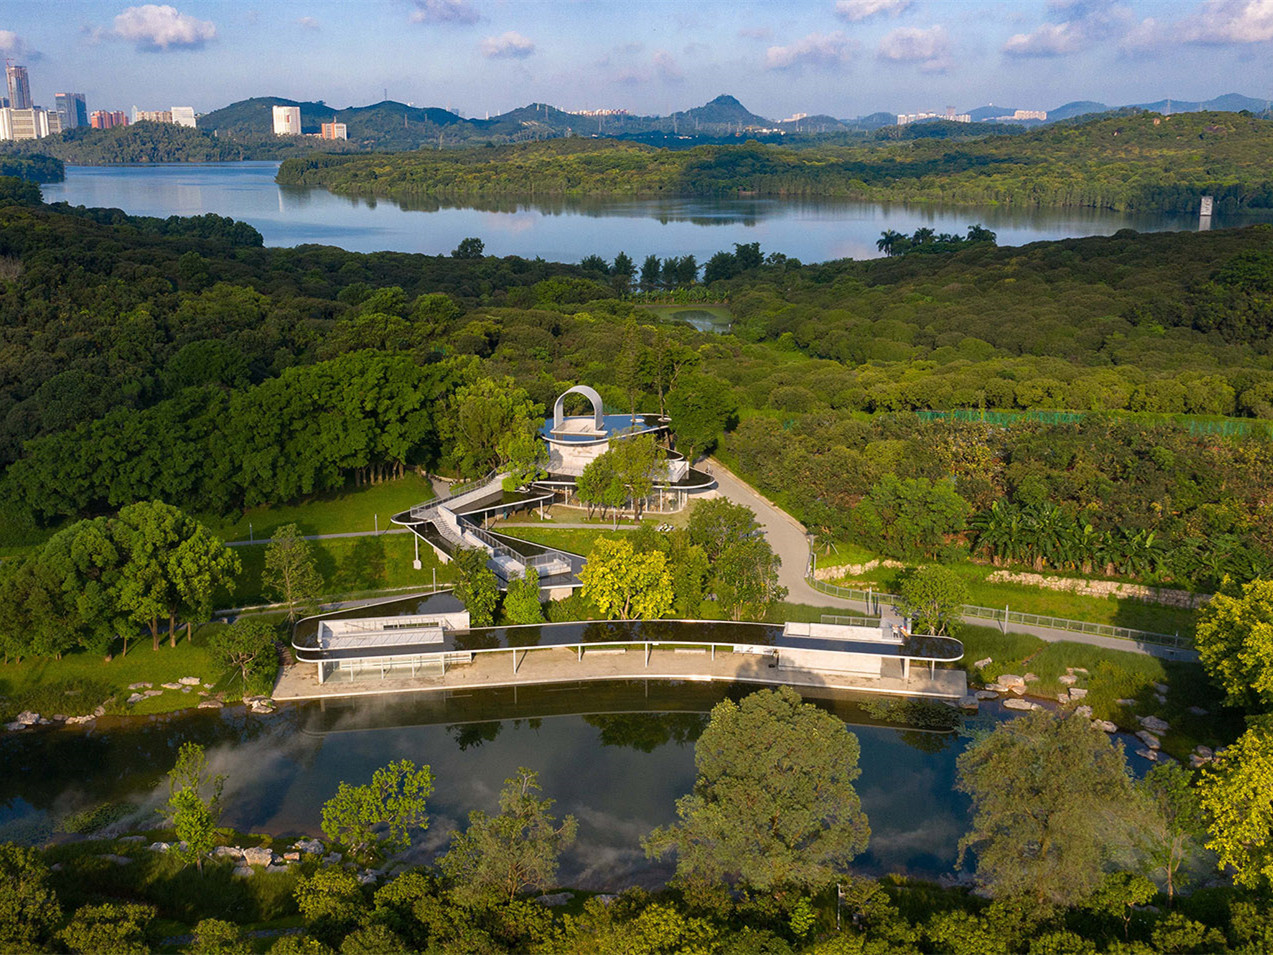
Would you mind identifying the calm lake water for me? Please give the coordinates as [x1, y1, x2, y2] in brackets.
[40, 161, 1248, 264]
[1, 681, 994, 887]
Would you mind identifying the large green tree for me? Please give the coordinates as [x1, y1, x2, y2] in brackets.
[320, 759, 434, 864]
[1194, 577, 1273, 708]
[263, 523, 323, 623]
[956, 710, 1141, 905]
[59, 903, 156, 955]
[164, 742, 225, 875]
[667, 375, 735, 461]
[446, 376, 542, 478]
[1138, 762, 1208, 901]
[1199, 720, 1273, 889]
[0, 843, 61, 952]
[503, 568, 545, 626]
[686, 497, 758, 562]
[899, 565, 969, 635]
[579, 537, 673, 620]
[714, 538, 786, 622]
[440, 767, 578, 905]
[644, 686, 869, 893]
[452, 546, 500, 627]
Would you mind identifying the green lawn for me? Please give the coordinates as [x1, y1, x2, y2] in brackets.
[833, 560, 1196, 638]
[493, 525, 619, 557]
[226, 532, 454, 607]
[200, 473, 435, 542]
[810, 542, 879, 569]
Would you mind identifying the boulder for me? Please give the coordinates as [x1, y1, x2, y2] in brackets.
[1058, 674, 1078, 686]
[1009, 685, 1026, 696]
[212, 846, 243, 860]
[1070, 667, 1089, 675]
[1068, 687, 1088, 701]
[1024, 673, 1039, 683]
[322, 852, 343, 865]
[179, 677, 201, 686]
[1093, 720, 1118, 733]
[283, 851, 301, 863]
[958, 695, 979, 711]
[265, 864, 291, 874]
[535, 892, 574, 907]
[1136, 730, 1161, 750]
[1074, 705, 1093, 719]
[161, 682, 182, 690]
[1134, 747, 1159, 762]
[998, 674, 1026, 688]
[1139, 715, 1170, 734]
[1190, 754, 1212, 769]
[1003, 698, 1038, 711]
[1152, 682, 1169, 695]
[293, 838, 324, 855]
[4, 721, 26, 731]
[1194, 745, 1213, 758]
[15, 711, 39, 725]
[974, 657, 993, 669]
[1188, 706, 1208, 716]
[357, 871, 378, 885]
[1116, 698, 1137, 707]
[1057, 693, 1071, 705]
[93, 706, 106, 717]
[65, 715, 95, 725]
[147, 842, 170, 852]
[197, 700, 223, 709]
[232, 866, 254, 878]
[975, 690, 998, 701]
[51, 714, 66, 722]
[241, 846, 274, 867]
[142, 689, 163, 698]
[127, 683, 152, 690]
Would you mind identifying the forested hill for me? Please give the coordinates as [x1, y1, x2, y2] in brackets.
[277, 110, 1273, 213]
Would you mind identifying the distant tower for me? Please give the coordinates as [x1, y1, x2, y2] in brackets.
[6, 64, 31, 110]
[272, 104, 301, 135]
[1199, 195, 1214, 231]
[55, 92, 88, 129]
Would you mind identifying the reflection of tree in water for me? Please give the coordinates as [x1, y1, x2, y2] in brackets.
[448, 721, 502, 750]
[583, 712, 709, 753]
[896, 729, 956, 755]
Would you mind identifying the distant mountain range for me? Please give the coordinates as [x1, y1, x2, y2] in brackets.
[198, 91, 1273, 148]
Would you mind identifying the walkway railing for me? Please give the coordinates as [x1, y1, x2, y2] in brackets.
[805, 575, 1188, 650]
[409, 470, 501, 521]
[820, 614, 883, 628]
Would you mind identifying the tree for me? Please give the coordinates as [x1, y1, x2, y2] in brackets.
[1193, 577, 1273, 709]
[608, 434, 664, 520]
[687, 498, 758, 562]
[611, 251, 636, 292]
[714, 538, 786, 621]
[639, 254, 661, 291]
[956, 710, 1141, 905]
[1199, 720, 1273, 889]
[60, 902, 156, 955]
[1086, 872, 1156, 941]
[320, 759, 434, 863]
[644, 686, 869, 893]
[1138, 761, 1207, 901]
[501, 429, 549, 491]
[447, 376, 542, 478]
[441, 767, 578, 905]
[451, 236, 484, 259]
[263, 524, 323, 623]
[898, 565, 968, 635]
[0, 843, 61, 952]
[666, 375, 735, 461]
[453, 546, 500, 627]
[209, 618, 278, 688]
[614, 320, 648, 418]
[504, 568, 545, 625]
[185, 919, 250, 955]
[851, 475, 969, 561]
[164, 742, 225, 874]
[579, 537, 673, 620]
[575, 452, 618, 521]
[294, 867, 368, 948]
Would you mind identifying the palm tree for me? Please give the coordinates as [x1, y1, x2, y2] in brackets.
[876, 230, 905, 256]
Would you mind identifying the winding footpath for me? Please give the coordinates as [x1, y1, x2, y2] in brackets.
[705, 458, 1197, 663]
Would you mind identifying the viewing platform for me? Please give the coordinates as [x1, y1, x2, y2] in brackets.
[278, 592, 967, 703]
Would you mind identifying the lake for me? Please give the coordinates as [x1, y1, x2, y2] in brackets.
[39, 161, 1247, 265]
[1, 681, 993, 888]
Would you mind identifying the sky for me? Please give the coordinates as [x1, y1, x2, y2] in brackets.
[3, 0, 1272, 120]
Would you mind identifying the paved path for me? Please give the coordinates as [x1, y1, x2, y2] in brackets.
[226, 528, 408, 547]
[706, 458, 889, 615]
[706, 458, 1198, 663]
[495, 521, 643, 530]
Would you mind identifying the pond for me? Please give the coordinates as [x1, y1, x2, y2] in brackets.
[1, 682, 994, 888]
[39, 162, 1254, 266]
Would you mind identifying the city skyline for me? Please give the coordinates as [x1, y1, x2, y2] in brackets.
[0, 1, 1270, 121]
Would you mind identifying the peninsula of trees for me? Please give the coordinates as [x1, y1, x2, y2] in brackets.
[277, 110, 1273, 212]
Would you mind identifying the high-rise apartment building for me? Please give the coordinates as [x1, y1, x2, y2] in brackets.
[55, 92, 88, 130]
[273, 105, 301, 135]
[0, 108, 50, 141]
[90, 110, 129, 129]
[5, 65, 31, 110]
[320, 122, 347, 140]
[133, 107, 173, 124]
[170, 106, 196, 128]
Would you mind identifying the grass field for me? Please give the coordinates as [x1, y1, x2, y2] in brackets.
[832, 560, 1197, 637]
[200, 473, 435, 542]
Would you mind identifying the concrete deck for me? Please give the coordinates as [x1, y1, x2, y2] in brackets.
[273, 645, 967, 703]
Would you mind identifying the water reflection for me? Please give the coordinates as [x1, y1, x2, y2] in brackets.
[40, 162, 1254, 265]
[1, 681, 974, 887]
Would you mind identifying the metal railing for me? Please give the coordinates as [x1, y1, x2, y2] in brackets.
[409, 470, 501, 520]
[805, 573, 1187, 650]
[820, 615, 883, 628]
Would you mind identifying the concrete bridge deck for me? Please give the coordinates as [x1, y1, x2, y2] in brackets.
[272, 645, 967, 703]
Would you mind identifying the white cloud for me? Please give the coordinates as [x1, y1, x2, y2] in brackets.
[653, 50, 684, 82]
[296, 16, 319, 31]
[480, 31, 534, 58]
[765, 31, 852, 71]
[1003, 20, 1087, 55]
[835, 0, 911, 22]
[0, 30, 27, 56]
[409, 0, 480, 24]
[878, 25, 951, 70]
[738, 26, 773, 40]
[112, 4, 216, 51]
[1182, 0, 1273, 42]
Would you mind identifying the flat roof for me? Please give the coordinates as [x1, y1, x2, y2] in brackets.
[541, 413, 665, 444]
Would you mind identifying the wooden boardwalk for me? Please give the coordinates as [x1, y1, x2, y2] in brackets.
[273, 645, 967, 703]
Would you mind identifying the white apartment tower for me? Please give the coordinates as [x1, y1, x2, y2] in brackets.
[272, 105, 301, 135]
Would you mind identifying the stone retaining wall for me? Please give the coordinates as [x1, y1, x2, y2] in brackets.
[813, 558, 904, 580]
[985, 570, 1211, 609]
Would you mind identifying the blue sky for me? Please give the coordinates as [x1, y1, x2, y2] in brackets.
[4, 0, 1272, 119]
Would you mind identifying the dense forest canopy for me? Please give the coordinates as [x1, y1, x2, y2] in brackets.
[0, 182, 1271, 587]
[278, 110, 1273, 212]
